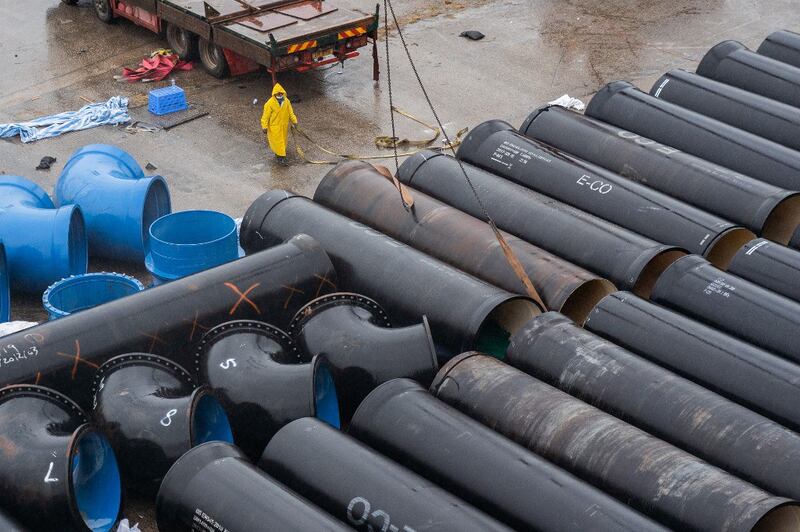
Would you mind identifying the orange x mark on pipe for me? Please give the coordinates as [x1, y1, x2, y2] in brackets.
[55, 340, 99, 380]
[225, 282, 261, 315]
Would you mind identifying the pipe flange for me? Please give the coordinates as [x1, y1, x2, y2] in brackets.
[193, 320, 299, 375]
[92, 353, 195, 396]
[289, 292, 391, 337]
[0, 384, 87, 422]
[43, 271, 144, 319]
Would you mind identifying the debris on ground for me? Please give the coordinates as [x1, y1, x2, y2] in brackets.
[35, 156, 56, 170]
[548, 94, 586, 110]
[145, 162, 157, 171]
[459, 30, 485, 40]
[117, 50, 192, 83]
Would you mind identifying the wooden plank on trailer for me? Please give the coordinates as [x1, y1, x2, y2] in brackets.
[265, 8, 372, 44]
[276, 1, 337, 20]
[236, 12, 297, 32]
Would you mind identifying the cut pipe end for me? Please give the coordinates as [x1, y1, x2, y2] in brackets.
[632, 249, 687, 299]
[752, 502, 800, 532]
[475, 298, 541, 359]
[43, 272, 144, 320]
[696, 40, 747, 78]
[69, 427, 122, 532]
[705, 227, 757, 270]
[312, 357, 341, 430]
[190, 391, 235, 446]
[559, 278, 617, 326]
[763, 194, 800, 244]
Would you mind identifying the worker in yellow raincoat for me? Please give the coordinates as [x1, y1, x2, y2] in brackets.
[261, 83, 297, 166]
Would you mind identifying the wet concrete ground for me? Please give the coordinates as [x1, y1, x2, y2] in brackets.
[2, 0, 800, 529]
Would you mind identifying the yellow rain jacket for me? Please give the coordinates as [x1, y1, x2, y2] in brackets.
[260, 83, 297, 157]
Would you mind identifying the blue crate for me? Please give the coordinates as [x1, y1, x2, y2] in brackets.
[148, 84, 188, 116]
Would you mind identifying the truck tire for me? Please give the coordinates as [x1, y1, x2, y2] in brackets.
[166, 23, 198, 59]
[94, 0, 114, 23]
[60, 0, 79, 5]
[198, 38, 229, 78]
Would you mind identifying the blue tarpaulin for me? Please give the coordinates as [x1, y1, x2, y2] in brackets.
[0, 97, 130, 143]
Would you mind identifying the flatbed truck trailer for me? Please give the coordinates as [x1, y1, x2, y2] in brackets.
[63, 0, 380, 84]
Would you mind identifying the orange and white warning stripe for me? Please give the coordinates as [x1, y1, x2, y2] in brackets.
[337, 26, 367, 40]
[287, 40, 318, 53]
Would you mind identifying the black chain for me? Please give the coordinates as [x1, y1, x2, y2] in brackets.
[383, 0, 402, 182]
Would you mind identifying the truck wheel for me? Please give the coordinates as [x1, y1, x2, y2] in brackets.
[198, 39, 229, 78]
[94, 0, 114, 23]
[60, 0, 79, 4]
[166, 23, 198, 59]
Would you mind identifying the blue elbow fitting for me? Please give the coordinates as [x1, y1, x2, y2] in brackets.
[0, 244, 9, 322]
[0, 176, 88, 294]
[56, 144, 172, 262]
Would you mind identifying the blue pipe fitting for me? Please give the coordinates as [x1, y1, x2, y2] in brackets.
[146, 210, 244, 284]
[43, 272, 145, 320]
[0, 176, 88, 293]
[0, 244, 9, 323]
[56, 144, 172, 262]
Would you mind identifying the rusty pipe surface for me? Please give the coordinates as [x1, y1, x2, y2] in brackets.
[396, 151, 685, 298]
[455, 120, 752, 267]
[508, 312, 800, 501]
[430, 353, 800, 531]
[585, 291, 800, 434]
[0, 235, 336, 409]
[313, 160, 615, 323]
[240, 189, 540, 359]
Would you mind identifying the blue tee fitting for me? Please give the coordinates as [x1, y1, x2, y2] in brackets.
[0, 176, 88, 294]
[56, 144, 172, 262]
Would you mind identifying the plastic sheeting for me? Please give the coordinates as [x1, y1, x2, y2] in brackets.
[0, 97, 130, 143]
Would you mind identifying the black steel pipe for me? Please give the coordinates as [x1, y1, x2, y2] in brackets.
[651, 69, 800, 152]
[728, 238, 800, 303]
[508, 312, 800, 501]
[0, 234, 335, 408]
[0, 384, 122, 532]
[240, 189, 540, 359]
[193, 319, 340, 460]
[259, 417, 512, 532]
[698, 40, 800, 108]
[314, 160, 615, 323]
[156, 441, 349, 531]
[431, 353, 800, 531]
[758, 30, 800, 68]
[455, 120, 752, 267]
[289, 293, 438, 423]
[585, 80, 800, 191]
[349, 378, 667, 532]
[396, 151, 685, 297]
[585, 291, 800, 433]
[91, 353, 233, 494]
[651, 254, 800, 364]
[519, 105, 800, 241]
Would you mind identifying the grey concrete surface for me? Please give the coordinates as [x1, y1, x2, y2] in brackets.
[2, 0, 800, 529]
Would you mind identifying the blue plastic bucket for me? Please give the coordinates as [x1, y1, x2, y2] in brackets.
[43, 273, 145, 320]
[146, 210, 243, 284]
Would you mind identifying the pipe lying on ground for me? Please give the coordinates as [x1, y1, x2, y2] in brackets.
[193, 320, 340, 459]
[91, 353, 233, 494]
[259, 417, 512, 532]
[651, 254, 800, 365]
[156, 441, 349, 532]
[431, 354, 800, 531]
[0, 234, 336, 408]
[697, 40, 800, 109]
[586, 80, 800, 191]
[519, 105, 800, 241]
[585, 291, 800, 433]
[455, 120, 752, 267]
[758, 30, 800, 68]
[289, 293, 437, 423]
[651, 69, 800, 152]
[43, 273, 144, 320]
[0, 244, 9, 322]
[313, 161, 615, 323]
[0, 384, 121, 532]
[0, 175, 87, 293]
[349, 379, 667, 532]
[508, 312, 800, 501]
[56, 144, 171, 262]
[396, 151, 685, 297]
[728, 238, 800, 303]
[240, 189, 540, 359]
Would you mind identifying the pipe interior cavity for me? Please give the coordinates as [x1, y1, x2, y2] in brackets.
[71, 431, 121, 532]
[752, 504, 800, 532]
[314, 362, 341, 429]
[633, 249, 686, 299]
[151, 210, 236, 246]
[191, 394, 234, 445]
[762, 195, 800, 244]
[705, 227, 758, 270]
[559, 278, 617, 326]
[47, 274, 142, 317]
[141, 179, 171, 254]
[476, 299, 540, 359]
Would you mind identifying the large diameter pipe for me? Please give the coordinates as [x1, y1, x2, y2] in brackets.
[651, 69, 800, 152]
[240, 190, 540, 359]
[585, 80, 800, 191]
[697, 40, 800, 109]
[651, 254, 800, 364]
[508, 312, 800, 501]
[758, 30, 800, 68]
[728, 238, 800, 302]
[455, 120, 752, 266]
[0, 234, 336, 408]
[585, 291, 800, 433]
[396, 151, 685, 297]
[431, 354, 800, 531]
[156, 441, 349, 531]
[519, 105, 800, 241]
[313, 160, 615, 323]
[349, 378, 667, 532]
[259, 417, 512, 532]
